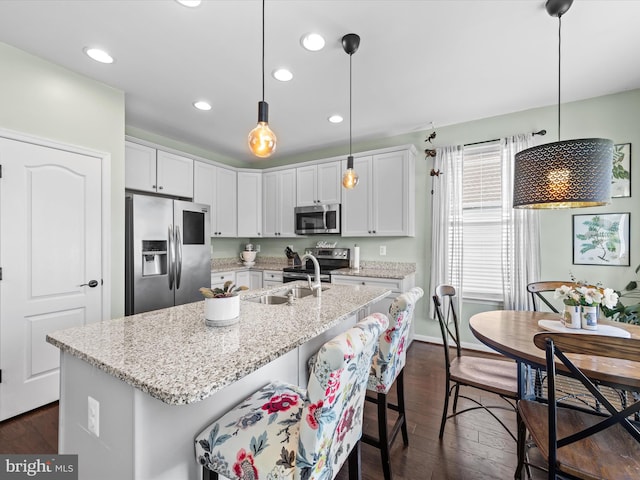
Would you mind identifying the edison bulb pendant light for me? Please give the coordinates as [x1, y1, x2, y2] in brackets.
[342, 155, 359, 189]
[248, 101, 276, 158]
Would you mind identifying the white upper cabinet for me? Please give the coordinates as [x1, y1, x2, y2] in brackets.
[156, 151, 195, 198]
[125, 142, 157, 193]
[125, 141, 194, 198]
[263, 168, 297, 237]
[342, 147, 415, 237]
[296, 162, 342, 206]
[194, 162, 237, 237]
[237, 171, 262, 238]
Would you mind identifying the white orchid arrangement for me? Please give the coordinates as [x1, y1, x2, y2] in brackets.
[554, 283, 619, 309]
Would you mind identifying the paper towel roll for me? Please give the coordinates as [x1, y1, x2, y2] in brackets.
[352, 245, 360, 271]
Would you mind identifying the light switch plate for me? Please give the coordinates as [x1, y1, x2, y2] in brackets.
[380, 246, 386, 256]
[88, 396, 100, 437]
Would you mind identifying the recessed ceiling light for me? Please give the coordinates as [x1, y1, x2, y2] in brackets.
[301, 33, 325, 52]
[193, 101, 212, 111]
[84, 47, 114, 64]
[272, 68, 293, 82]
[328, 115, 343, 124]
[176, 0, 201, 7]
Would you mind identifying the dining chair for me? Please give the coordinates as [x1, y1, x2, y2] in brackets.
[433, 285, 527, 476]
[526, 281, 573, 313]
[362, 287, 424, 480]
[194, 313, 389, 480]
[519, 332, 640, 479]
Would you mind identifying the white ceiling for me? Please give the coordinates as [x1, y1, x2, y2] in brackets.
[1, 0, 639, 163]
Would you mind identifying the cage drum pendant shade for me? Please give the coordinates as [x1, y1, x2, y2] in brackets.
[512, 0, 613, 209]
[513, 138, 613, 209]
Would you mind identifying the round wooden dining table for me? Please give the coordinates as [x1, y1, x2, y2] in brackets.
[469, 310, 640, 393]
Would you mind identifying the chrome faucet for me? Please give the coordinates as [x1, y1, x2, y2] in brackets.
[300, 253, 322, 297]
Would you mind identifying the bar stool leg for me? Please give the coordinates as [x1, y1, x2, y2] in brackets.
[348, 440, 362, 480]
[397, 370, 409, 446]
[376, 392, 392, 480]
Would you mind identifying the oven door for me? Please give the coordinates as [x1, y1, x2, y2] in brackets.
[282, 271, 331, 283]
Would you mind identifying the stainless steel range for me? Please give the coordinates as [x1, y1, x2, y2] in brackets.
[282, 247, 350, 283]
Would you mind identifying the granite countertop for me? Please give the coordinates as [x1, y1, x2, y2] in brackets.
[211, 257, 416, 279]
[331, 261, 416, 280]
[46, 283, 390, 406]
[211, 256, 289, 273]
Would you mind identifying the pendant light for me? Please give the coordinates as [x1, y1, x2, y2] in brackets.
[248, 0, 276, 158]
[342, 33, 360, 189]
[512, 0, 612, 209]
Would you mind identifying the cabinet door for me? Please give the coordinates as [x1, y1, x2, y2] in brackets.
[262, 171, 279, 237]
[237, 172, 262, 237]
[372, 150, 410, 236]
[278, 169, 297, 237]
[156, 150, 194, 198]
[249, 271, 263, 290]
[125, 141, 157, 193]
[296, 165, 317, 206]
[341, 156, 373, 236]
[193, 162, 216, 235]
[316, 161, 342, 204]
[235, 271, 250, 290]
[215, 168, 237, 237]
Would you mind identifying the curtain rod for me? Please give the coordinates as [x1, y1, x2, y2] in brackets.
[463, 129, 547, 147]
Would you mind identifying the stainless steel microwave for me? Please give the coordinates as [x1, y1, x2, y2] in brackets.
[294, 203, 341, 235]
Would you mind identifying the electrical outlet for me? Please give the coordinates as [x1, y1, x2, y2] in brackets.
[380, 245, 387, 256]
[256, 244, 261, 253]
[88, 396, 100, 437]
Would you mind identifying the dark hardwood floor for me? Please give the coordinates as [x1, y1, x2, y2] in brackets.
[0, 342, 539, 479]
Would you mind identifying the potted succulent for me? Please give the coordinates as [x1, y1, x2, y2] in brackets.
[200, 281, 248, 327]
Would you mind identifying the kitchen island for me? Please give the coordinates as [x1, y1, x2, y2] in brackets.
[47, 282, 390, 480]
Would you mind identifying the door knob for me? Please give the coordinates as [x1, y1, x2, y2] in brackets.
[79, 280, 99, 288]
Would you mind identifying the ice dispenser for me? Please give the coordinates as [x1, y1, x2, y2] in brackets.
[141, 240, 167, 276]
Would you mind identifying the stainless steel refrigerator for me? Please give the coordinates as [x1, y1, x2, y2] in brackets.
[125, 193, 211, 315]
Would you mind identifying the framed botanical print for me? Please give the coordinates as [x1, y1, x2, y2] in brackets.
[612, 143, 631, 198]
[572, 212, 630, 266]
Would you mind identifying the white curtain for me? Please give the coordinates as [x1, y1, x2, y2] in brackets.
[429, 145, 463, 317]
[500, 134, 541, 310]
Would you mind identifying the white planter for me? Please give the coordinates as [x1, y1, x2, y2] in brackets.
[563, 305, 581, 329]
[204, 295, 240, 327]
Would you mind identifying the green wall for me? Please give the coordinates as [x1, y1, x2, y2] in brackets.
[0, 42, 126, 317]
[253, 89, 640, 344]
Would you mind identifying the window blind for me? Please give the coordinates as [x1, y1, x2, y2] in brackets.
[451, 141, 504, 300]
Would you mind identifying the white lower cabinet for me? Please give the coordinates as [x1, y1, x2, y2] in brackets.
[236, 270, 263, 290]
[331, 273, 416, 343]
[211, 272, 236, 291]
[262, 270, 283, 287]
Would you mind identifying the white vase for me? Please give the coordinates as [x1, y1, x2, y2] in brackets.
[581, 305, 599, 330]
[563, 305, 581, 329]
[204, 295, 240, 327]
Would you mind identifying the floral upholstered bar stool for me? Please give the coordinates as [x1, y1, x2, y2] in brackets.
[362, 287, 424, 480]
[194, 313, 389, 480]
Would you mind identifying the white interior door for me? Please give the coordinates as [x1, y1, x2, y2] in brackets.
[0, 137, 103, 421]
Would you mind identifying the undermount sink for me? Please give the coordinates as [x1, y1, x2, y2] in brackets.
[245, 295, 289, 305]
[286, 285, 329, 299]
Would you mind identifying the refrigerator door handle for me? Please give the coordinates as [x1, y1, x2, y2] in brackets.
[168, 224, 175, 290]
[175, 225, 183, 289]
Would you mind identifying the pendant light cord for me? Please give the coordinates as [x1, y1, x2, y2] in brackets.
[261, 0, 265, 102]
[557, 14, 562, 141]
[349, 52, 353, 157]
